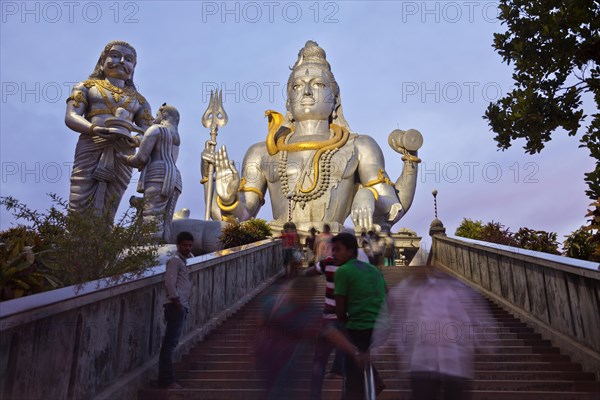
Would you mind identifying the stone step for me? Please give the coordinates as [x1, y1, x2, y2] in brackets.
[203, 324, 542, 342]
[379, 338, 551, 346]
[177, 360, 582, 372]
[169, 377, 600, 392]
[200, 327, 533, 343]
[227, 307, 510, 317]
[174, 369, 596, 381]
[207, 318, 522, 333]
[188, 341, 561, 354]
[186, 352, 571, 363]
[139, 267, 600, 400]
[172, 365, 594, 380]
[137, 388, 598, 400]
[200, 325, 538, 342]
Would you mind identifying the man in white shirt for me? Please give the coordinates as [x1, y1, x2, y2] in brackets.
[157, 231, 194, 389]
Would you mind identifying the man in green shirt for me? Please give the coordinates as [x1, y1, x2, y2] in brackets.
[333, 232, 386, 399]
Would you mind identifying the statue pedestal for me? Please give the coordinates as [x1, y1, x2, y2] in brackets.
[269, 220, 347, 238]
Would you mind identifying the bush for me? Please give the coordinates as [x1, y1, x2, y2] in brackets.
[480, 221, 514, 246]
[513, 227, 560, 255]
[243, 218, 272, 240]
[219, 218, 272, 249]
[0, 195, 159, 300]
[457, 219, 514, 245]
[563, 227, 597, 261]
[456, 217, 561, 254]
[563, 200, 600, 262]
[0, 226, 62, 300]
[455, 218, 484, 240]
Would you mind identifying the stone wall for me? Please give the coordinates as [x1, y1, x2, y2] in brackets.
[0, 239, 283, 400]
[432, 235, 600, 378]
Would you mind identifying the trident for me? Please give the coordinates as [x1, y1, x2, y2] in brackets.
[201, 90, 228, 220]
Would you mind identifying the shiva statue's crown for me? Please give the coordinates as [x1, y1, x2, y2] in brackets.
[291, 40, 332, 73]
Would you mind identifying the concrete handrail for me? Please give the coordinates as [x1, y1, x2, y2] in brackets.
[432, 235, 600, 378]
[0, 239, 283, 400]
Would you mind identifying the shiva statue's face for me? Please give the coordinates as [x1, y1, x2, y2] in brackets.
[288, 66, 336, 122]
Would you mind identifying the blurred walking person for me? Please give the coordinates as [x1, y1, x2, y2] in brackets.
[315, 224, 333, 263]
[384, 269, 497, 400]
[254, 279, 319, 399]
[383, 233, 395, 267]
[281, 222, 302, 277]
[305, 227, 318, 267]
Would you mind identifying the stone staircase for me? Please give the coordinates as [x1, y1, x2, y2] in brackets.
[138, 267, 600, 400]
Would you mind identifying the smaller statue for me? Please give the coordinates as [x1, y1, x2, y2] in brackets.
[65, 40, 153, 221]
[120, 104, 182, 241]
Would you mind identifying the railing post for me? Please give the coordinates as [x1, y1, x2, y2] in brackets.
[427, 218, 446, 266]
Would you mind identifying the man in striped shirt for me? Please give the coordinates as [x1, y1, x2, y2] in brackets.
[305, 256, 344, 400]
[305, 249, 369, 400]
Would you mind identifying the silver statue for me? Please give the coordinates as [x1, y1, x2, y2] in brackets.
[202, 40, 422, 233]
[65, 40, 153, 221]
[121, 104, 182, 241]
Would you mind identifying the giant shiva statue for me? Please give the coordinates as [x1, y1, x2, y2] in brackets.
[201, 40, 422, 233]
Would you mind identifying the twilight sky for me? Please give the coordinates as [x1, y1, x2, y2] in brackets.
[0, 1, 595, 248]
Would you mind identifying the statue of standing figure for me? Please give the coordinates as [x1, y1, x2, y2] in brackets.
[65, 40, 153, 221]
[202, 40, 422, 233]
[121, 104, 183, 241]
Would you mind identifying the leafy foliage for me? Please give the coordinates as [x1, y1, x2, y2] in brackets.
[480, 221, 515, 246]
[242, 218, 272, 240]
[484, 0, 600, 203]
[0, 227, 62, 300]
[513, 227, 560, 254]
[455, 217, 561, 254]
[455, 218, 484, 239]
[219, 218, 272, 249]
[582, 198, 600, 260]
[563, 226, 598, 261]
[0, 195, 159, 300]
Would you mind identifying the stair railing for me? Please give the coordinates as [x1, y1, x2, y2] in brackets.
[363, 362, 376, 399]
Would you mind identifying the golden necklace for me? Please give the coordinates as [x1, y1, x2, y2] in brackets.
[84, 79, 145, 108]
[264, 110, 350, 207]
